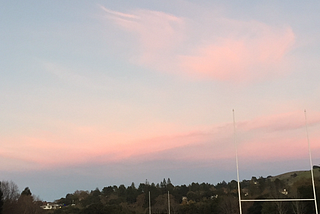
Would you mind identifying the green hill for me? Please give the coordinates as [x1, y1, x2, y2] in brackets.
[269, 167, 320, 186]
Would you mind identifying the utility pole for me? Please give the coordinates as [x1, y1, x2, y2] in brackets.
[149, 191, 151, 214]
[168, 191, 170, 214]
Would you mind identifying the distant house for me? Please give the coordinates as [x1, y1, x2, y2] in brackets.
[40, 203, 61, 210]
[242, 188, 249, 196]
[181, 196, 188, 205]
[281, 189, 288, 195]
[210, 195, 218, 199]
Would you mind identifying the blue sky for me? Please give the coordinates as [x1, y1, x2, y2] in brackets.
[1, 0, 320, 201]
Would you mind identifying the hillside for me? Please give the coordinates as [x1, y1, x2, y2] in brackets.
[270, 167, 320, 186]
[1, 168, 320, 214]
[45, 169, 320, 214]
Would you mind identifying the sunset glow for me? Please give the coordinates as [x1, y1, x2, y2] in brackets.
[1, 0, 320, 201]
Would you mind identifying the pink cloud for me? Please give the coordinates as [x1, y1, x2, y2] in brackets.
[122, 111, 320, 164]
[238, 111, 320, 132]
[0, 121, 212, 169]
[232, 111, 320, 165]
[100, 7, 295, 82]
[238, 137, 310, 161]
[2, 111, 319, 171]
[179, 25, 295, 82]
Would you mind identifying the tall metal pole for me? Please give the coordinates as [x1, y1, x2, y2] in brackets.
[149, 191, 151, 214]
[233, 110, 243, 214]
[168, 191, 170, 214]
[304, 110, 318, 214]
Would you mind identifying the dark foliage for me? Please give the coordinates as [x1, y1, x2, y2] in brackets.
[21, 187, 32, 196]
[0, 182, 3, 214]
[3, 170, 320, 214]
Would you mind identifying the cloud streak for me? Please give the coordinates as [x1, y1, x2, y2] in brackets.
[100, 7, 295, 82]
[238, 111, 320, 132]
[2, 111, 319, 171]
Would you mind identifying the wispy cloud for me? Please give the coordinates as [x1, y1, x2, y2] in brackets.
[238, 111, 320, 132]
[2, 111, 318, 171]
[100, 6, 139, 20]
[100, 7, 295, 82]
[42, 61, 112, 90]
[99, 6, 185, 72]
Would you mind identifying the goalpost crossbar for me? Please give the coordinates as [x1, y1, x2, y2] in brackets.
[241, 199, 316, 202]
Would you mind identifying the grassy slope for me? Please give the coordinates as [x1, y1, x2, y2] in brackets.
[270, 168, 320, 186]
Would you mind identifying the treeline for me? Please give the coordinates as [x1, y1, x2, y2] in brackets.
[51, 172, 320, 214]
[1, 170, 319, 214]
[0, 181, 45, 214]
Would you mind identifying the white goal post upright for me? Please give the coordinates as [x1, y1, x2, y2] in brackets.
[233, 110, 318, 214]
[233, 109, 243, 214]
[305, 110, 318, 214]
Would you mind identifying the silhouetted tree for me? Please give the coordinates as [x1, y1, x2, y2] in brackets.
[0, 182, 3, 214]
[167, 178, 172, 185]
[126, 183, 138, 203]
[247, 201, 263, 214]
[18, 194, 44, 214]
[117, 185, 126, 198]
[102, 186, 114, 196]
[219, 195, 239, 214]
[21, 187, 32, 196]
[160, 179, 167, 193]
[261, 202, 277, 214]
[0, 180, 19, 214]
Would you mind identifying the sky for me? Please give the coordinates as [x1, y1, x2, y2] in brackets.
[1, 0, 320, 202]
